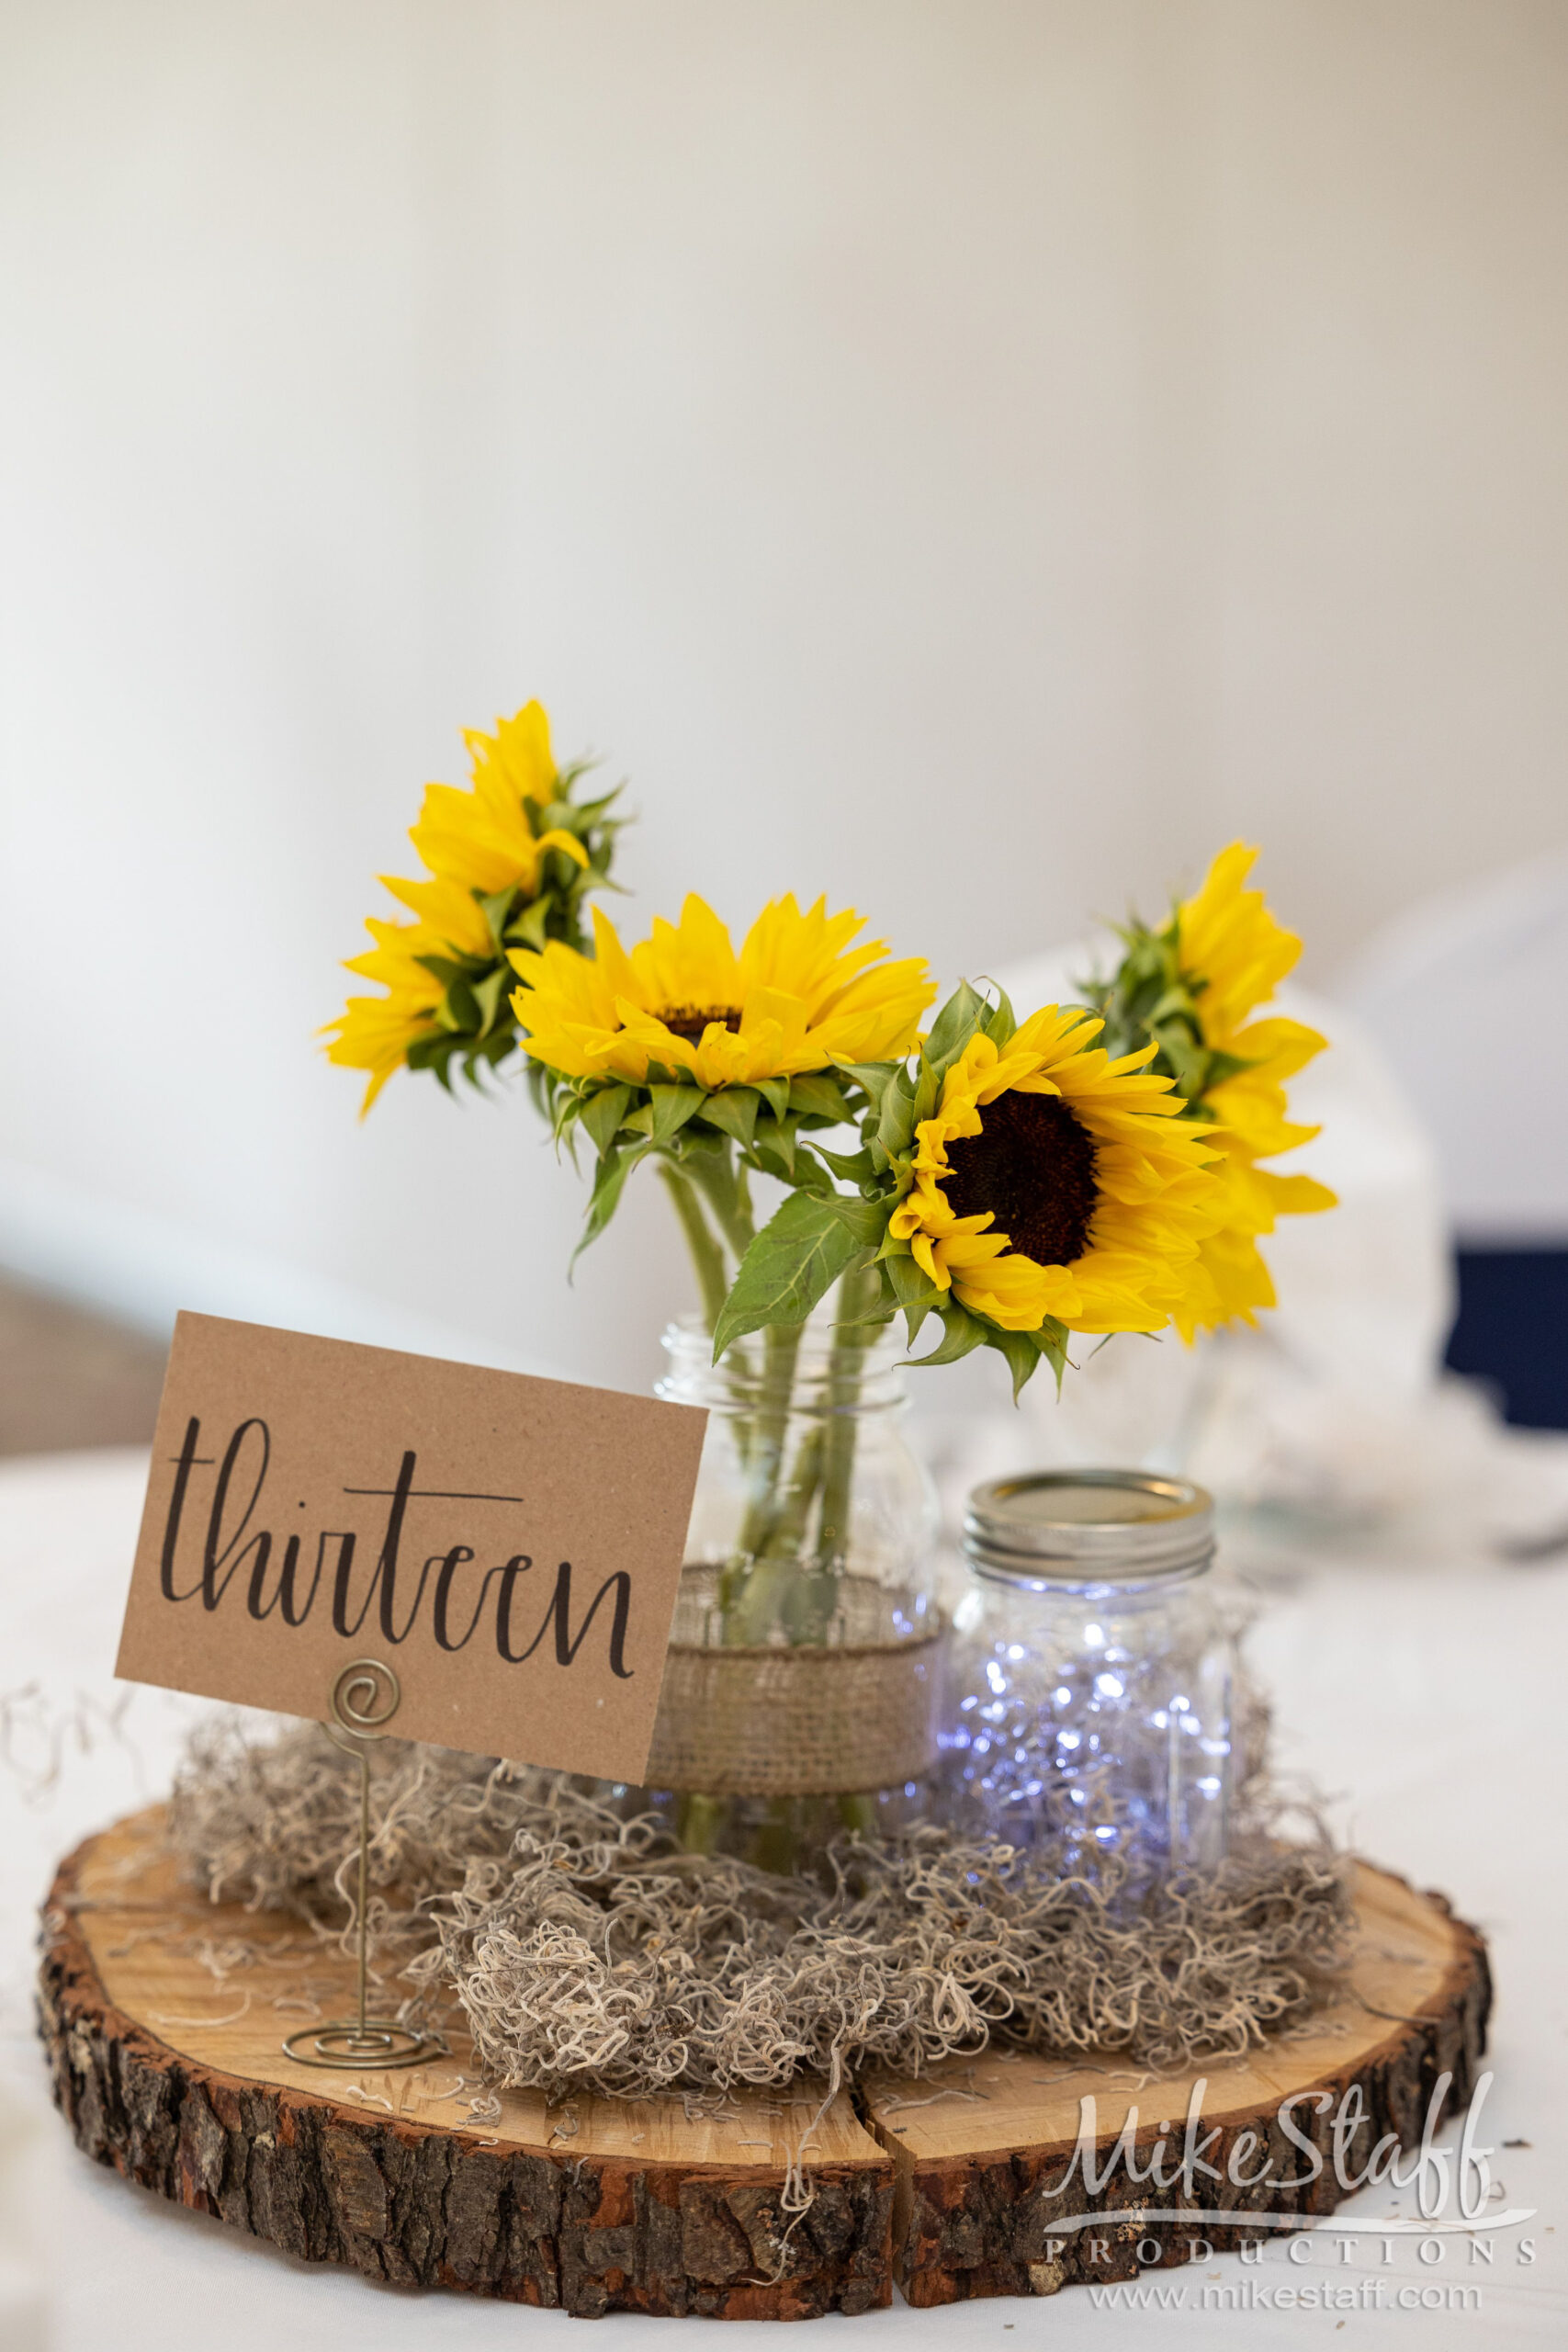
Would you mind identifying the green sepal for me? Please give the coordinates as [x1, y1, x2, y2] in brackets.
[907, 1302, 988, 1368]
[885, 1249, 944, 1350]
[920, 981, 987, 1077]
[982, 984, 1018, 1048]
[573, 1141, 651, 1264]
[438, 977, 480, 1034]
[750, 1114, 795, 1174]
[834, 1061, 901, 1096]
[787, 1071, 852, 1124]
[479, 886, 517, 953]
[753, 1075, 791, 1125]
[812, 1143, 878, 1186]
[412, 952, 482, 988]
[699, 1087, 761, 1149]
[712, 1192, 886, 1360]
[991, 1325, 1045, 1403]
[405, 1029, 463, 1091]
[646, 1083, 707, 1147]
[1201, 1047, 1259, 1090]
[1032, 1317, 1072, 1391]
[875, 1069, 918, 1158]
[772, 1141, 835, 1195]
[829, 1263, 900, 1329]
[470, 964, 511, 1037]
[581, 1084, 633, 1155]
[506, 894, 554, 953]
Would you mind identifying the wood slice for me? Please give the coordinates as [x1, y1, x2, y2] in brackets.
[860, 1862, 1491, 2307]
[38, 1809, 1489, 2321]
[37, 1806, 893, 2320]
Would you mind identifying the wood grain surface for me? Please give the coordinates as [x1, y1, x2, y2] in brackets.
[38, 1805, 1489, 2319]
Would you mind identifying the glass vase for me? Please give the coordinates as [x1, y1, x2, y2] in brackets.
[632, 1309, 942, 1871]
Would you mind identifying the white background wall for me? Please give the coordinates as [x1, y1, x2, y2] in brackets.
[3, 0, 1566, 1392]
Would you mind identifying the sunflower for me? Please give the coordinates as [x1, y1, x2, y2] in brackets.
[327, 927, 447, 1114]
[1167, 845, 1337, 1334]
[886, 1007, 1221, 1338]
[405, 701, 589, 901]
[325, 700, 620, 1111]
[510, 893, 934, 1091]
[1086, 842, 1336, 1337]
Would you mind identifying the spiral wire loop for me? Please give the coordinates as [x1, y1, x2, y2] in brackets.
[282, 1658, 447, 2074]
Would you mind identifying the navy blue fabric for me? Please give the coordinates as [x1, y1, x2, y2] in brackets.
[1446, 1248, 1568, 1430]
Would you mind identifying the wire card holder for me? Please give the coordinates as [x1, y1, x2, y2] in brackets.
[282, 1657, 446, 2071]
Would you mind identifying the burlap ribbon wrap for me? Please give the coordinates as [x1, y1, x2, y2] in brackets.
[645, 1601, 947, 1797]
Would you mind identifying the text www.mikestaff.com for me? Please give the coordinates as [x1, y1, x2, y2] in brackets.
[1089, 2280, 1483, 2313]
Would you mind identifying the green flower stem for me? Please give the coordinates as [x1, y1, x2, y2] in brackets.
[656, 1162, 728, 1334]
[835, 1792, 876, 1838]
[750, 1802, 802, 1876]
[725, 1321, 805, 1628]
[758, 1423, 824, 1559]
[814, 1261, 889, 1574]
[682, 1146, 757, 1265]
[675, 1792, 728, 1854]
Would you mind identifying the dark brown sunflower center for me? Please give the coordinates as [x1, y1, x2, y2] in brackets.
[656, 1002, 743, 1044]
[942, 1091, 1100, 1268]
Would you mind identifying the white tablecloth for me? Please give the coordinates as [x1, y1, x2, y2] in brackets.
[4, 1445, 1566, 2347]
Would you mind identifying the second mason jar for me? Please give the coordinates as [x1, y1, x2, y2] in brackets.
[945, 1470, 1235, 1875]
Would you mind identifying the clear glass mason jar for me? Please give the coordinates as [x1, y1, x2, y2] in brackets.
[943, 1470, 1234, 1877]
[629, 1314, 942, 1867]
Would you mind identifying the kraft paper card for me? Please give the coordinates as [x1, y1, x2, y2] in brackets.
[115, 1312, 708, 1781]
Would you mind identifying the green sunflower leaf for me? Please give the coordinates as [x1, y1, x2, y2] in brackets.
[581, 1083, 633, 1155]
[754, 1075, 791, 1125]
[712, 1191, 886, 1359]
[699, 1087, 761, 1149]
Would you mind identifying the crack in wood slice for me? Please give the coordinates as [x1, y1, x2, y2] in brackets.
[36, 1808, 1488, 2318]
[857, 1861, 1491, 2306]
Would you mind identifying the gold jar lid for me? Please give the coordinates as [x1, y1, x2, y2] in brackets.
[963, 1469, 1214, 1582]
